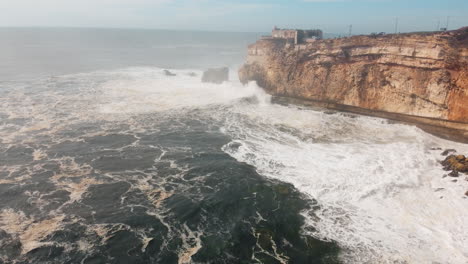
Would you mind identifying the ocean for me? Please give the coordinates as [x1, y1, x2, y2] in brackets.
[0, 28, 467, 264]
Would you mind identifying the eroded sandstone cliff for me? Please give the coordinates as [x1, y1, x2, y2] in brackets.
[239, 28, 468, 136]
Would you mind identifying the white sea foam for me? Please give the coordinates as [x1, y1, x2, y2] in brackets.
[91, 68, 468, 263]
[96, 67, 266, 114]
[2, 66, 467, 263]
[222, 97, 468, 263]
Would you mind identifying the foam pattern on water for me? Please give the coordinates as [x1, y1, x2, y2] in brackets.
[221, 96, 468, 263]
[0, 67, 339, 263]
[0, 67, 467, 263]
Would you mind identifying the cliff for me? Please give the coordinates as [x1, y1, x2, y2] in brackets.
[239, 28, 468, 139]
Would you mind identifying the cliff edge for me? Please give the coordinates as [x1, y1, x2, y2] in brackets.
[239, 28, 468, 139]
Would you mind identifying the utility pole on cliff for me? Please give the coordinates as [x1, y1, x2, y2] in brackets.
[446, 16, 450, 30]
[348, 25, 352, 37]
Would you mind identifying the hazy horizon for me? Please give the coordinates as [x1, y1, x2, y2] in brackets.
[1, 0, 467, 34]
[1, 24, 467, 36]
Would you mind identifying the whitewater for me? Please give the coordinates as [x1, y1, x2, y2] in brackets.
[2, 66, 466, 263]
[1, 28, 467, 263]
[103, 68, 468, 263]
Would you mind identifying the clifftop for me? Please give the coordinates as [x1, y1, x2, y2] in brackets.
[239, 28, 468, 139]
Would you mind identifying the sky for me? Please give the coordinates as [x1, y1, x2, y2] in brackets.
[0, 0, 467, 34]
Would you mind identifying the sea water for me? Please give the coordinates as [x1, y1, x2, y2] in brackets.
[0, 28, 467, 264]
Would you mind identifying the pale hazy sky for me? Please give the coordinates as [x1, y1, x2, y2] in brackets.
[0, 0, 467, 33]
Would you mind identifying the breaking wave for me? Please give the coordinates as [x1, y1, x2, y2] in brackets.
[1, 66, 467, 263]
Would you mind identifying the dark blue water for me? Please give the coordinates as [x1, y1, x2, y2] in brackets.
[0, 28, 340, 264]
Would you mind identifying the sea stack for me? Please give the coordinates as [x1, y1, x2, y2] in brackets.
[202, 67, 229, 84]
[239, 27, 468, 139]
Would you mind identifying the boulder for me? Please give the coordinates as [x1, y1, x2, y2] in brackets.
[202, 67, 229, 84]
[441, 154, 468, 173]
[163, 70, 176, 76]
[441, 149, 457, 156]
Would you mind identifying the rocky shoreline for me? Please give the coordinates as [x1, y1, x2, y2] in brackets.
[239, 28, 468, 197]
[272, 96, 468, 143]
[442, 152, 468, 176]
[440, 151, 468, 197]
[239, 28, 468, 140]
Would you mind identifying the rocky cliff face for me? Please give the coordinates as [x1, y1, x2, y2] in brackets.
[239, 28, 468, 133]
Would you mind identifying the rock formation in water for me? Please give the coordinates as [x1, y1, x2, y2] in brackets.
[202, 67, 229, 84]
[442, 154, 468, 175]
[239, 28, 468, 135]
[163, 69, 177, 76]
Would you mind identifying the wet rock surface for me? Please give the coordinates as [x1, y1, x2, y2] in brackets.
[440, 151, 468, 197]
[441, 154, 468, 175]
[441, 149, 457, 156]
[163, 70, 176, 76]
[201, 67, 229, 84]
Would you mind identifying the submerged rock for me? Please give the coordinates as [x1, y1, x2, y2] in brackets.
[163, 70, 176, 76]
[441, 149, 457, 156]
[202, 67, 229, 84]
